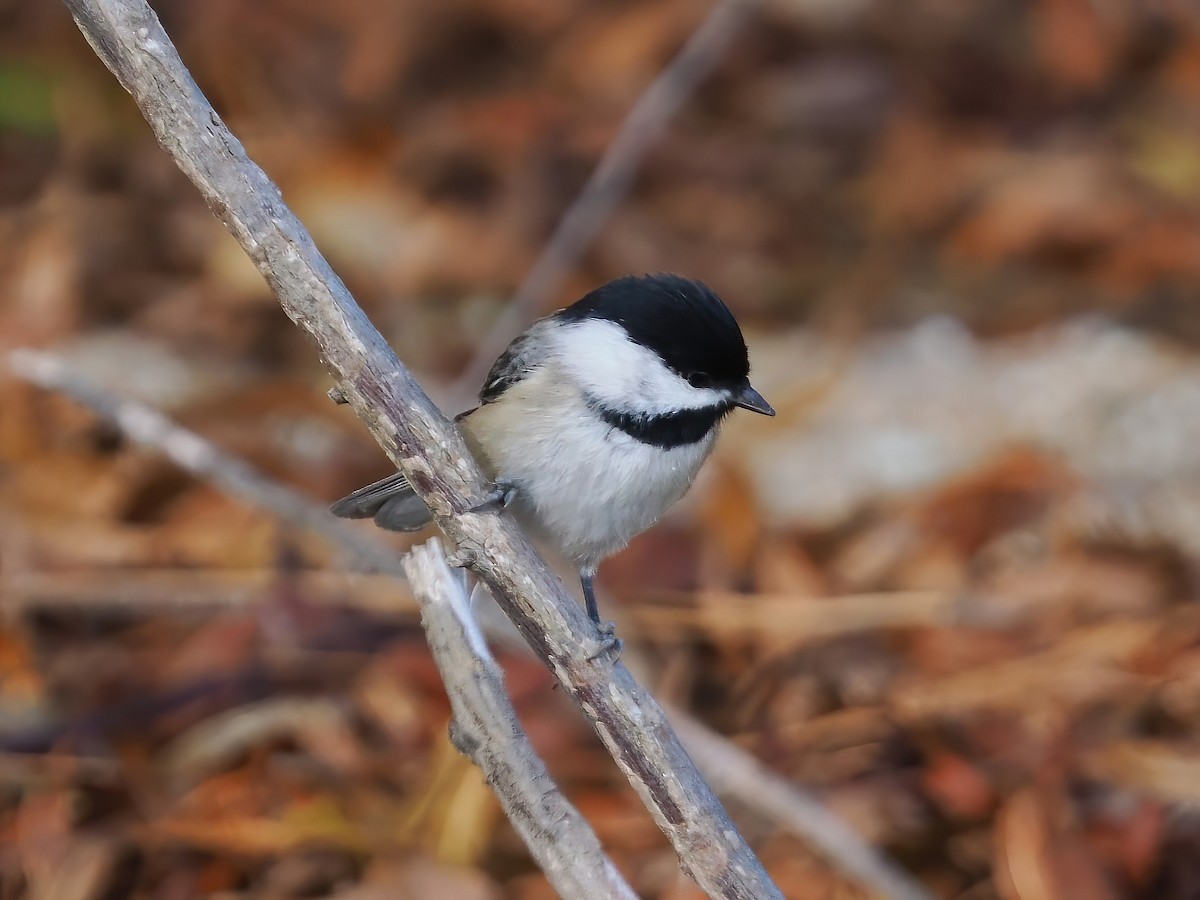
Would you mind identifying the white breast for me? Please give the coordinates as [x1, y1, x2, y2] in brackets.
[460, 364, 718, 571]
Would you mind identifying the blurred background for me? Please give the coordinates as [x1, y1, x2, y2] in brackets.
[4, 0, 1200, 897]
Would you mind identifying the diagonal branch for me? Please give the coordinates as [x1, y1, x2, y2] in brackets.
[671, 714, 933, 900]
[6, 347, 405, 577]
[59, 1, 784, 896]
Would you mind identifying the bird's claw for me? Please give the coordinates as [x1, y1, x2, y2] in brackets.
[587, 621, 623, 662]
[468, 478, 517, 513]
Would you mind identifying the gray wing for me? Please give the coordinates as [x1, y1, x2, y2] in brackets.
[329, 471, 433, 532]
[331, 324, 549, 532]
[479, 321, 550, 404]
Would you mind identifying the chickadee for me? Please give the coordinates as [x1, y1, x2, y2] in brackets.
[331, 273, 774, 636]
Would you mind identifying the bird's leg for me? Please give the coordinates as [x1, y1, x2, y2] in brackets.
[581, 571, 621, 660]
[581, 571, 602, 625]
[468, 477, 517, 513]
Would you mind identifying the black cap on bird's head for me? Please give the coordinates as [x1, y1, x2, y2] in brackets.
[556, 274, 775, 416]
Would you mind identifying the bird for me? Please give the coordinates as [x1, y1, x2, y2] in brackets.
[330, 273, 774, 642]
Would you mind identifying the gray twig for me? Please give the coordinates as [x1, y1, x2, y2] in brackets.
[59, 1, 784, 896]
[447, 0, 755, 408]
[670, 712, 934, 900]
[6, 347, 405, 578]
[404, 540, 638, 900]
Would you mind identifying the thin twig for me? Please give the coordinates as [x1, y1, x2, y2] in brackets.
[6, 347, 407, 578]
[8, 349, 929, 897]
[404, 539, 638, 900]
[670, 712, 934, 900]
[0, 567, 418, 617]
[447, 0, 755, 408]
[59, 2, 784, 896]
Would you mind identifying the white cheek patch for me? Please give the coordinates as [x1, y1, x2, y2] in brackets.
[553, 319, 727, 414]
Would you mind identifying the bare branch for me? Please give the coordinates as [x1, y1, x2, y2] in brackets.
[404, 539, 638, 900]
[59, 1, 784, 896]
[447, 0, 755, 408]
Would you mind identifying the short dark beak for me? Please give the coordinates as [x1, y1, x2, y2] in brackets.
[733, 383, 775, 416]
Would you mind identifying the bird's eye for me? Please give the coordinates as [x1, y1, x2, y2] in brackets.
[687, 372, 714, 389]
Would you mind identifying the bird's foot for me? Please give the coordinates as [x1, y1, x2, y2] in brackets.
[587, 620, 623, 662]
[468, 478, 517, 513]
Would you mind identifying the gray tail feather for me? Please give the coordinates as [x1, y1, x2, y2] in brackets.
[329, 471, 433, 532]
